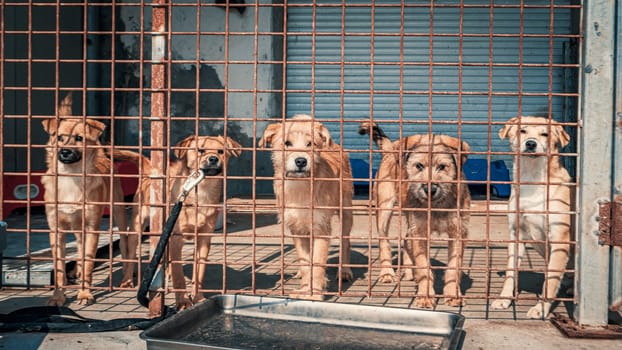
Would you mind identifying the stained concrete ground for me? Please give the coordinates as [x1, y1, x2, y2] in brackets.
[0, 198, 620, 349]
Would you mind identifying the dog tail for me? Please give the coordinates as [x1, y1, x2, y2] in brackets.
[358, 121, 393, 151]
[107, 149, 152, 174]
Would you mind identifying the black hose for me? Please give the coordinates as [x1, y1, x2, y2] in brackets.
[136, 200, 184, 308]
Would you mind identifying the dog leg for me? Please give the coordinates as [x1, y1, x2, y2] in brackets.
[527, 241, 570, 319]
[376, 194, 397, 283]
[74, 227, 99, 305]
[408, 229, 436, 308]
[492, 240, 525, 310]
[290, 234, 315, 299]
[444, 237, 465, 306]
[170, 234, 192, 310]
[48, 229, 68, 306]
[191, 235, 212, 305]
[339, 207, 353, 281]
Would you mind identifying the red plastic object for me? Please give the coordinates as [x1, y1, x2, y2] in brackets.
[2, 161, 138, 217]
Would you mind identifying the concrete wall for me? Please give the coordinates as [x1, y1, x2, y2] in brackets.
[113, 1, 283, 196]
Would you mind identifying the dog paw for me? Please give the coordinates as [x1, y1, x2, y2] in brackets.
[192, 293, 206, 305]
[47, 290, 66, 306]
[378, 268, 397, 283]
[444, 297, 465, 307]
[289, 288, 324, 301]
[76, 290, 95, 305]
[491, 298, 512, 310]
[118, 279, 135, 289]
[401, 269, 415, 281]
[414, 296, 436, 309]
[340, 268, 353, 282]
[176, 295, 194, 311]
[526, 302, 550, 319]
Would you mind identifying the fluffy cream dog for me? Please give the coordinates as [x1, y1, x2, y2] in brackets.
[492, 116, 572, 319]
[260, 115, 353, 300]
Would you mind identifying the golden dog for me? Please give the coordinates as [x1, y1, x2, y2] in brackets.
[492, 116, 572, 318]
[259, 115, 353, 300]
[41, 93, 128, 306]
[359, 122, 470, 308]
[112, 135, 241, 309]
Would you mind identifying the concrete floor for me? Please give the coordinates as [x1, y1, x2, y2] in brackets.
[1, 199, 620, 349]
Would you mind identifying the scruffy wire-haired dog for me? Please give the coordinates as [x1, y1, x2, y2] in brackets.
[111, 135, 242, 309]
[359, 122, 471, 308]
[41, 93, 128, 306]
[492, 116, 572, 319]
[259, 115, 353, 300]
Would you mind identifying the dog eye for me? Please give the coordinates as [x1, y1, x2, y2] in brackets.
[520, 129, 527, 134]
[438, 164, 446, 171]
[415, 163, 424, 171]
[57, 135, 64, 142]
[284, 140, 292, 147]
[217, 150, 224, 154]
[75, 135, 83, 142]
[540, 132, 549, 137]
[198, 150, 205, 154]
[306, 142, 312, 147]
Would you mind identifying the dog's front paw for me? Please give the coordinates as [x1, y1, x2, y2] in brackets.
[414, 296, 436, 309]
[340, 268, 353, 282]
[289, 288, 324, 301]
[76, 290, 95, 305]
[378, 268, 397, 283]
[118, 279, 135, 288]
[176, 294, 193, 311]
[47, 290, 66, 306]
[192, 293, 206, 305]
[491, 298, 512, 310]
[526, 302, 550, 319]
[444, 297, 465, 307]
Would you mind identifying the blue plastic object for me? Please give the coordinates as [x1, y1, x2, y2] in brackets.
[463, 159, 511, 198]
[350, 159, 377, 187]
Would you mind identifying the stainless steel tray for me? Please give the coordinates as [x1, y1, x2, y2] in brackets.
[141, 294, 465, 350]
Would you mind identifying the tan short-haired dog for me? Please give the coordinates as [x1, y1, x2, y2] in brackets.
[359, 122, 470, 308]
[41, 93, 128, 306]
[260, 115, 353, 300]
[112, 135, 241, 309]
[492, 116, 572, 319]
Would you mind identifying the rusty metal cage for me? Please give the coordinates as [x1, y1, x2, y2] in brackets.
[1, 0, 587, 321]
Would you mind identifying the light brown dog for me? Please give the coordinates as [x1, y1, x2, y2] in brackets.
[259, 115, 353, 300]
[112, 135, 241, 309]
[492, 116, 572, 318]
[41, 93, 128, 306]
[359, 122, 470, 308]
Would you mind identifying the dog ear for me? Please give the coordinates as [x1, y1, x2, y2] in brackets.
[174, 135, 196, 160]
[499, 117, 520, 140]
[85, 119, 106, 142]
[553, 124, 570, 148]
[258, 123, 281, 148]
[399, 135, 425, 161]
[438, 135, 470, 167]
[314, 122, 334, 148]
[42, 92, 74, 135]
[224, 136, 243, 158]
[41, 119, 57, 135]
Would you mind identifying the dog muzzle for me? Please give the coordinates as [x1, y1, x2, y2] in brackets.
[58, 148, 82, 164]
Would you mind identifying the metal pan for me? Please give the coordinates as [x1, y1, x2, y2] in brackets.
[141, 294, 465, 350]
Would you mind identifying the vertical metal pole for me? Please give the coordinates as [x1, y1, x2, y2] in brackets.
[610, 0, 622, 316]
[149, 0, 168, 318]
[576, 0, 615, 326]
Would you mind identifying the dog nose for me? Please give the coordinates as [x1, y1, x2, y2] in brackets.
[59, 149, 73, 159]
[525, 140, 537, 151]
[208, 156, 219, 165]
[423, 184, 439, 197]
[295, 157, 308, 169]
